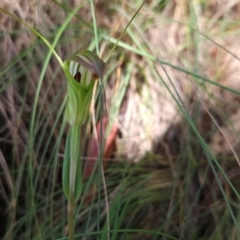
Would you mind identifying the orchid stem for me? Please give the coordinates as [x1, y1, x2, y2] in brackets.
[67, 126, 81, 240]
[68, 193, 75, 240]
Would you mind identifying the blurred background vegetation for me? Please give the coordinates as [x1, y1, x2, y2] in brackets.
[1, 0, 240, 239]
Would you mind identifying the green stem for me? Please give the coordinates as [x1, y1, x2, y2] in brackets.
[69, 126, 80, 194]
[68, 125, 81, 240]
[68, 194, 75, 240]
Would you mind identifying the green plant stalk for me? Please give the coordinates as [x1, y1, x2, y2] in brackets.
[69, 126, 81, 195]
[68, 125, 81, 240]
[68, 193, 75, 240]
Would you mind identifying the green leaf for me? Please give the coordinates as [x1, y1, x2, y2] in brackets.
[62, 127, 82, 202]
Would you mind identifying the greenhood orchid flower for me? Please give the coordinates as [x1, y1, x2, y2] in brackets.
[64, 50, 105, 127]
[62, 50, 105, 202]
[65, 50, 104, 126]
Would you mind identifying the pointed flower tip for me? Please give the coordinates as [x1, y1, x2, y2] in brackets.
[69, 50, 105, 79]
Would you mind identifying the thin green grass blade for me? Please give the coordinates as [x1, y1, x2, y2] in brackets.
[105, 1, 146, 63]
[154, 64, 240, 233]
